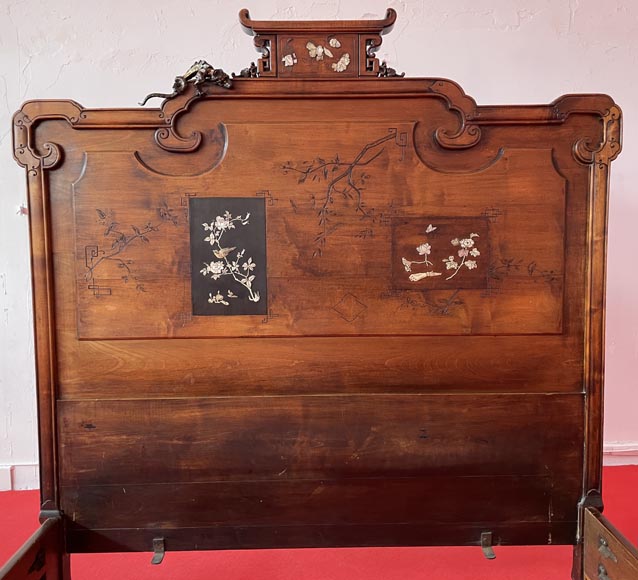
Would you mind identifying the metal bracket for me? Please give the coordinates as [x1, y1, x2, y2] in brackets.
[151, 537, 165, 565]
[480, 531, 496, 560]
[599, 536, 618, 562]
[39, 509, 62, 519]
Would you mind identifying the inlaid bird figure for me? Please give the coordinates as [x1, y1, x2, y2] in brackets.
[213, 246, 236, 259]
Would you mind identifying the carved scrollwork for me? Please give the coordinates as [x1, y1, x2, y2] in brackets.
[13, 137, 62, 177]
[12, 102, 84, 176]
[428, 80, 482, 150]
[435, 124, 482, 149]
[154, 126, 202, 153]
[366, 35, 382, 56]
[362, 35, 383, 75]
[253, 35, 276, 76]
[151, 81, 217, 154]
[573, 105, 622, 168]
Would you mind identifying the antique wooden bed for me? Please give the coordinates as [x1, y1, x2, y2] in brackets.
[3, 8, 635, 580]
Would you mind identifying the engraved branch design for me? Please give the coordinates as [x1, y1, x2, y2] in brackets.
[199, 211, 261, 305]
[283, 130, 400, 257]
[488, 257, 523, 281]
[400, 290, 464, 317]
[85, 209, 160, 293]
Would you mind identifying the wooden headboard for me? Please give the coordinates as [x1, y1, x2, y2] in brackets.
[12, 7, 622, 573]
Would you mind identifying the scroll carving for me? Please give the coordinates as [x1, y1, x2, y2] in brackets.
[12, 101, 85, 176]
[152, 83, 213, 154]
[253, 35, 276, 76]
[362, 35, 383, 75]
[573, 106, 622, 168]
[138, 61, 232, 153]
[137, 60, 236, 154]
[429, 80, 482, 150]
[154, 126, 202, 153]
[135, 123, 227, 177]
[435, 124, 482, 150]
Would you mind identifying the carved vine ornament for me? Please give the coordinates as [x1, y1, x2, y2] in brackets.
[139, 60, 233, 106]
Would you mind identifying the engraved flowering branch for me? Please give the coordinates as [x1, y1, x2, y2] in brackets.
[199, 211, 261, 305]
[283, 130, 401, 257]
[85, 208, 161, 294]
[401, 225, 481, 282]
[400, 289, 464, 317]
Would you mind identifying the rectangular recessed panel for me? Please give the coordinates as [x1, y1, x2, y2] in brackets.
[71, 131, 565, 340]
[189, 197, 267, 315]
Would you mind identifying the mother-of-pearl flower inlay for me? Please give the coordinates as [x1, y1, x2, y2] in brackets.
[200, 211, 261, 305]
[402, 225, 481, 282]
[282, 53, 298, 67]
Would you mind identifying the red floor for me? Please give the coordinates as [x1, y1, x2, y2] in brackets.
[1, 466, 636, 579]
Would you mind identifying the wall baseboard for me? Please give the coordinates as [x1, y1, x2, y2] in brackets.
[0, 464, 39, 491]
[1, 447, 637, 491]
[603, 441, 638, 466]
[0, 466, 12, 490]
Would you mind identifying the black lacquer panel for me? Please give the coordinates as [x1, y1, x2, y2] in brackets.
[189, 197, 267, 316]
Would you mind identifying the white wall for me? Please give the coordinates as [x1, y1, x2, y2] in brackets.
[1, 0, 637, 490]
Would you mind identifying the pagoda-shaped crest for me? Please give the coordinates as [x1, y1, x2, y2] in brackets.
[239, 8, 400, 78]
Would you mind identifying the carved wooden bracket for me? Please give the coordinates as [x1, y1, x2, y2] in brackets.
[547, 95, 623, 167]
[573, 105, 622, 167]
[426, 85, 623, 165]
[155, 83, 204, 153]
[428, 80, 482, 150]
[239, 8, 398, 78]
[12, 101, 86, 176]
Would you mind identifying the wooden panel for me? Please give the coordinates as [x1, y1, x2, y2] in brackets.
[58, 394, 582, 550]
[67, 521, 578, 554]
[58, 394, 584, 486]
[40, 101, 588, 401]
[61, 474, 578, 531]
[56, 336, 584, 399]
[584, 508, 638, 580]
[71, 128, 565, 339]
[276, 34, 360, 78]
